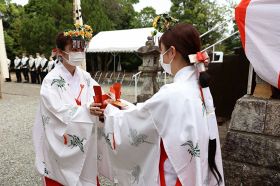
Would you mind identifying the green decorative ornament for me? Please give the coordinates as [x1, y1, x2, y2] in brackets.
[152, 14, 179, 36]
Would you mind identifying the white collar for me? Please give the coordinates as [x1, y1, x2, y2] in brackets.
[57, 62, 80, 81]
[174, 65, 197, 83]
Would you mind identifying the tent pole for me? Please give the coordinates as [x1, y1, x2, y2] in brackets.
[113, 53, 116, 78]
[118, 54, 121, 72]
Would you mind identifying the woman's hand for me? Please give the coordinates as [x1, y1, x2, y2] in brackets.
[89, 103, 104, 118]
[104, 99, 114, 106]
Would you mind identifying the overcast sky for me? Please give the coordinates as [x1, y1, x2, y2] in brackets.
[12, 0, 241, 14]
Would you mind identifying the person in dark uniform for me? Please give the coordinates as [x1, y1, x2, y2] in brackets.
[28, 54, 36, 84]
[40, 54, 48, 82]
[14, 55, 22, 82]
[35, 53, 42, 84]
[21, 53, 30, 83]
[47, 56, 55, 72]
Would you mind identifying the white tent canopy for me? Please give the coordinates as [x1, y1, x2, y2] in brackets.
[86, 27, 162, 53]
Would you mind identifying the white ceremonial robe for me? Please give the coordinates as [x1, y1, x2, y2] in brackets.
[103, 66, 224, 186]
[33, 62, 100, 186]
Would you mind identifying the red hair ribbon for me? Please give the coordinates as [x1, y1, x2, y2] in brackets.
[196, 51, 209, 63]
[188, 51, 209, 64]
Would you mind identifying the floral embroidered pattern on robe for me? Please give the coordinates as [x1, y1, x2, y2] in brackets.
[85, 78, 91, 87]
[128, 128, 153, 147]
[51, 76, 66, 91]
[42, 115, 50, 129]
[104, 132, 114, 150]
[181, 140, 200, 162]
[131, 165, 141, 184]
[43, 161, 50, 176]
[64, 134, 86, 153]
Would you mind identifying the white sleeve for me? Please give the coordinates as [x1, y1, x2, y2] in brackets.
[39, 78, 96, 158]
[103, 103, 160, 185]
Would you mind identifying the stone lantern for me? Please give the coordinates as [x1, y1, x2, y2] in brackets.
[136, 36, 161, 102]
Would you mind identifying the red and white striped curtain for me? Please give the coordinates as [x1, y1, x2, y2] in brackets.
[235, 0, 280, 89]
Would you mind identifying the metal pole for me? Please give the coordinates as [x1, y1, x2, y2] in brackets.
[202, 31, 239, 52]
[200, 18, 233, 38]
[119, 54, 121, 72]
[113, 53, 116, 78]
[212, 45, 215, 62]
[247, 63, 254, 95]
[135, 76, 137, 102]
[132, 71, 142, 103]
[164, 71, 167, 84]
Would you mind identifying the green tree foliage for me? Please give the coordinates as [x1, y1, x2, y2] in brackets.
[81, 0, 112, 31]
[1, 0, 240, 67]
[132, 6, 156, 28]
[222, 22, 242, 55]
[170, 0, 230, 48]
[2, 0, 140, 58]
[19, 0, 73, 55]
[1, 2, 24, 58]
[100, 0, 138, 30]
[221, 1, 242, 54]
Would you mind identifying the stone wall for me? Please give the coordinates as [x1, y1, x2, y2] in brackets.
[222, 96, 280, 185]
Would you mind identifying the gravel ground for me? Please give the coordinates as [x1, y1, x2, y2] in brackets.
[0, 78, 136, 186]
[0, 74, 228, 185]
[0, 82, 41, 186]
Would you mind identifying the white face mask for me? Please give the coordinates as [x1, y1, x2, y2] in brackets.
[63, 51, 85, 66]
[159, 48, 174, 75]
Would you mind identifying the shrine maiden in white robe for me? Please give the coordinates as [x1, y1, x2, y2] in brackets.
[103, 66, 224, 186]
[33, 62, 100, 186]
